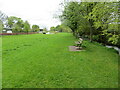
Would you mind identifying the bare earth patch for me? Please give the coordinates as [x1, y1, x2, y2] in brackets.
[69, 46, 85, 51]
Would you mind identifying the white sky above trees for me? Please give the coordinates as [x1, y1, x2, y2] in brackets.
[0, 0, 64, 29]
[1, 0, 117, 29]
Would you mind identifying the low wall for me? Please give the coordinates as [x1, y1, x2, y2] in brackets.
[0, 32, 38, 35]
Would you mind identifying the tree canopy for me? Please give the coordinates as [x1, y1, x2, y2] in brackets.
[23, 21, 31, 33]
[50, 24, 72, 33]
[0, 15, 41, 33]
[60, 1, 120, 47]
[32, 25, 40, 32]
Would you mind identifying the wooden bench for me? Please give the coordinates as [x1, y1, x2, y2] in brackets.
[75, 38, 83, 47]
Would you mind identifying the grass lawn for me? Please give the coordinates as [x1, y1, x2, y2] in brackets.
[2, 33, 118, 88]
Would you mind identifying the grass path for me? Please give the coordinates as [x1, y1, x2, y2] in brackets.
[2, 33, 118, 88]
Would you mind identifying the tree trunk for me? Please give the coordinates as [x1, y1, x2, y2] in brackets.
[89, 19, 93, 42]
[90, 26, 93, 42]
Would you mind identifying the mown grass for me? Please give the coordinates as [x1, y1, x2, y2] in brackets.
[2, 33, 118, 88]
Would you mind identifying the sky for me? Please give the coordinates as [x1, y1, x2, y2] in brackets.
[0, 0, 64, 29]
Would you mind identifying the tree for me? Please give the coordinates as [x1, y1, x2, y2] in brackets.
[53, 24, 72, 32]
[8, 16, 24, 32]
[60, 24, 72, 32]
[50, 26, 56, 31]
[61, 1, 80, 34]
[60, 1, 119, 46]
[89, 2, 119, 46]
[23, 21, 31, 33]
[12, 23, 21, 33]
[55, 25, 62, 32]
[60, 1, 97, 39]
[0, 11, 8, 32]
[0, 20, 3, 33]
[43, 27, 47, 32]
[32, 25, 39, 32]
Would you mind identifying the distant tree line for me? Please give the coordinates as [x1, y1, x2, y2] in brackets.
[7, 16, 41, 33]
[0, 12, 41, 33]
[60, 1, 120, 47]
[50, 24, 72, 33]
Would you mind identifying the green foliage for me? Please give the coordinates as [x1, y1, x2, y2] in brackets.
[50, 25, 72, 32]
[60, 24, 72, 32]
[32, 25, 40, 32]
[7, 16, 34, 33]
[60, 1, 96, 40]
[12, 23, 22, 32]
[0, 20, 3, 33]
[90, 2, 119, 45]
[61, 2, 80, 32]
[92, 35, 99, 41]
[50, 26, 56, 31]
[43, 28, 47, 32]
[8, 16, 24, 32]
[8, 16, 15, 28]
[23, 21, 31, 33]
[108, 35, 119, 45]
[60, 1, 119, 46]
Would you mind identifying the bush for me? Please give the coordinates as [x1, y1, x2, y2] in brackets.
[92, 35, 99, 41]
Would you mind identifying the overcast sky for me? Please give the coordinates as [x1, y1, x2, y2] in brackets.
[0, 0, 64, 29]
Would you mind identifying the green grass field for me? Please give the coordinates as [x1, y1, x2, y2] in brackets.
[2, 33, 118, 88]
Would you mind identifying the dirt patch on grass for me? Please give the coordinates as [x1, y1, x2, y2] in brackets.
[69, 46, 85, 51]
